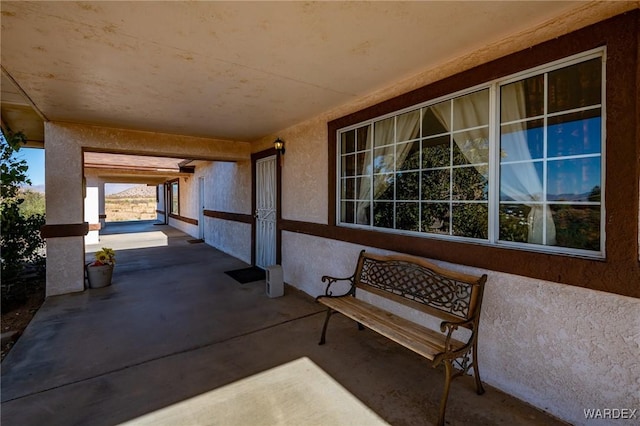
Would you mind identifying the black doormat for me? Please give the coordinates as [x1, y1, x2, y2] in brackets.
[224, 266, 266, 284]
[187, 239, 204, 244]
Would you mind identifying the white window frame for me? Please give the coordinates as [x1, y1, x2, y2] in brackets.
[336, 48, 606, 258]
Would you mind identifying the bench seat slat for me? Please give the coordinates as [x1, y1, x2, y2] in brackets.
[319, 296, 465, 361]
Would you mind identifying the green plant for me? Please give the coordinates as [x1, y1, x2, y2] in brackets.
[90, 247, 116, 267]
[1, 130, 46, 306]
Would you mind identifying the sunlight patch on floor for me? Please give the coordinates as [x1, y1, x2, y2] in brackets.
[120, 357, 389, 426]
[85, 231, 169, 253]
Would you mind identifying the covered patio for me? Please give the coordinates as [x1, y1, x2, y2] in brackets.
[2, 2, 639, 424]
[1, 222, 563, 425]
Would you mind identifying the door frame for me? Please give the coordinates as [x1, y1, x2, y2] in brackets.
[251, 147, 282, 266]
[198, 176, 205, 240]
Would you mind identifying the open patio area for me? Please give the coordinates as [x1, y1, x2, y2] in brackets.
[1, 222, 566, 426]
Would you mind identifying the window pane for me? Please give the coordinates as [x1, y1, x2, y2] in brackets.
[397, 110, 420, 142]
[355, 201, 370, 225]
[453, 166, 488, 201]
[452, 203, 488, 239]
[500, 75, 545, 122]
[374, 117, 394, 147]
[422, 169, 450, 200]
[340, 201, 355, 223]
[499, 204, 532, 243]
[421, 202, 450, 235]
[551, 204, 600, 251]
[397, 141, 420, 171]
[453, 90, 489, 131]
[373, 148, 394, 174]
[548, 110, 601, 157]
[396, 171, 419, 200]
[500, 119, 544, 161]
[171, 182, 179, 214]
[342, 154, 355, 177]
[356, 176, 370, 201]
[422, 135, 450, 169]
[423, 101, 449, 137]
[500, 161, 543, 201]
[373, 202, 394, 228]
[373, 174, 394, 200]
[453, 127, 489, 165]
[341, 178, 356, 200]
[356, 152, 369, 175]
[548, 58, 601, 113]
[547, 157, 601, 201]
[396, 202, 419, 231]
[357, 125, 371, 151]
[341, 130, 355, 154]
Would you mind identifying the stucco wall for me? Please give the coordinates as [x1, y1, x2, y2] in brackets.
[245, 6, 640, 425]
[282, 231, 640, 426]
[172, 160, 252, 262]
[145, 5, 639, 426]
[196, 160, 252, 215]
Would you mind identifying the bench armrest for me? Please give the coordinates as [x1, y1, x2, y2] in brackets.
[440, 317, 476, 352]
[318, 274, 356, 298]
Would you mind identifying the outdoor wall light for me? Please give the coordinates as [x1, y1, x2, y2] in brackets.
[274, 137, 285, 155]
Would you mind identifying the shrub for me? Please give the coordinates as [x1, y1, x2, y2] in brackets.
[1, 130, 46, 306]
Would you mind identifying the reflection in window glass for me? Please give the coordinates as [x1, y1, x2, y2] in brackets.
[547, 157, 601, 201]
[547, 112, 601, 158]
[171, 181, 179, 215]
[551, 205, 600, 251]
[338, 51, 604, 256]
[396, 202, 419, 231]
[499, 54, 602, 252]
[548, 58, 601, 113]
[500, 120, 544, 161]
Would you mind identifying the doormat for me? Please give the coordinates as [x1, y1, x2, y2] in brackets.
[187, 239, 204, 244]
[224, 266, 266, 284]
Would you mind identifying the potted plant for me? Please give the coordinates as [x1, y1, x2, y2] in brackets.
[86, 247, 116, 288]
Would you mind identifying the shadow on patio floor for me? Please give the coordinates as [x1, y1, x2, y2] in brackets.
[1, 223, 567, 426]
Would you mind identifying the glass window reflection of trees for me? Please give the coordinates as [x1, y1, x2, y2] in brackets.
[339, 52, 603, 255]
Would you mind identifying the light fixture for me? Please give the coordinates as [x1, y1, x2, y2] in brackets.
[274, 137, 285, 155]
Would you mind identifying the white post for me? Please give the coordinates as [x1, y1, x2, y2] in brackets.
[44, 123, 86, 296]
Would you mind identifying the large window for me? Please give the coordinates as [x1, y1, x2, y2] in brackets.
[338, 50, 604, 257]
[170, 181, 179, 215]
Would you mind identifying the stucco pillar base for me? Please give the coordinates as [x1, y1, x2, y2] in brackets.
[45, 237, 86, 297]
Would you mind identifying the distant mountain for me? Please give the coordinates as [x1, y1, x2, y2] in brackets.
[107, 185, 156, 198]
[20, 184, 45, 193]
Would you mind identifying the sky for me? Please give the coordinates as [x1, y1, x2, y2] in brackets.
[10, 146, 137, 194]
[13, 147, 45, 187]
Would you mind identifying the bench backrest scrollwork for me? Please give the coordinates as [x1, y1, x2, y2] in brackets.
[353, 251, 487, 327]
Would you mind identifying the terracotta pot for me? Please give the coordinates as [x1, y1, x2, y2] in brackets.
[86, 264, 113, 288]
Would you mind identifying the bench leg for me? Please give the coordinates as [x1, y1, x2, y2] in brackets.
[319, 308, 333, 345]
[437, 360, 454, 426]
[472, 341, 486, 395]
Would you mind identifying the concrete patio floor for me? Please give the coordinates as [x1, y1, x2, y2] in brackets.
[1, 222, 567, 426]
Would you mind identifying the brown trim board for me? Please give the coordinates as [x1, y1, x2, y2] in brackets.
[41, 223, 89, 239]
[326, 11, 639, 298]
[168, 213, 198, 226]
[203, 210, 253, 224]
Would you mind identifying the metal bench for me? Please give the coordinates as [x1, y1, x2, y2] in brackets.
[316, 250, 487, 426]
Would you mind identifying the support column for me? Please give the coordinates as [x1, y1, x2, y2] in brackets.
[97, 179, 106, 228]
[44, 123, 86, 296]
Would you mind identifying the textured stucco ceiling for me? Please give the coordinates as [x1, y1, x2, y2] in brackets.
[1, 1, 589, 142]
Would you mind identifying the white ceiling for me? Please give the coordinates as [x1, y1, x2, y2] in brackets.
[1, 1, 584, 142]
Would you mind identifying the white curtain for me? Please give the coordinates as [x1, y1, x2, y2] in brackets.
[429, 88, 554, 245]
[356, 113, 420, 224]
[499, 83, 556, 245]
